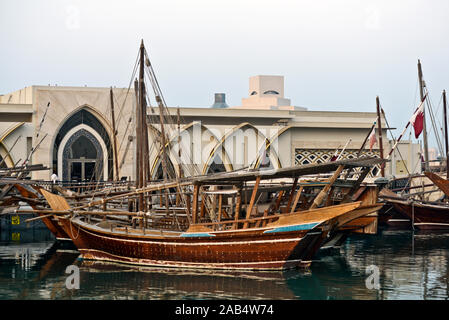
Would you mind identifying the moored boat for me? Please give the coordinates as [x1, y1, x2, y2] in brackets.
[37, 157, 385, 270]
[54, 198, 363, 270]
[388, 198, 449, 230]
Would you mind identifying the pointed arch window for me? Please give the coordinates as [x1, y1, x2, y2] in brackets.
[53, 108, 112, 181]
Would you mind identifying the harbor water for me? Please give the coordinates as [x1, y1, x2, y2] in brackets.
[0, 222, 448, 300]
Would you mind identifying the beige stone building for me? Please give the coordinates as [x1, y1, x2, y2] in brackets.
[0, 75, 421, 182]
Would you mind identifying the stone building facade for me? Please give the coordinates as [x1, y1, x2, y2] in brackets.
[0, 75, 420, 182]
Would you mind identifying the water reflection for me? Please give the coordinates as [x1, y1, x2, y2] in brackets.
[76, 261, 298, 299]
[339, 229, 449, 300]
[0, 228, 448, 299]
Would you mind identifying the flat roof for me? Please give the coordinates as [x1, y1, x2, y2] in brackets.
[0, 104, 33, 122]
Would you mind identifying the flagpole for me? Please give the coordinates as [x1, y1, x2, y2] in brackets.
[376, 96, 385, 177]
[443, 90, 448, 179]
[373, 93, 428, 178]
[384, 93, 427, 161]
[358, 119, 377, 157]
[336, 139, 352, 161]
[418, 59, 430, 171]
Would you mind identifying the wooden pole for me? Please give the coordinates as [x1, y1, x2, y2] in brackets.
[285, 177, 298, 213]
[192, 184, 199, 224]
[135, 40, 145, 212]
[177, 107, 183, 179]
[443, 90, 448, 179]
[310, 165, 345, 209]
[233, 186, 242, 229]
[200, 195, 205, 220]
[358, 120, 377, 157]
[134, 78, 141, 187]
[156, 96, 169, 181]
[141, 84, 150, 186]
[290, 185, 304, 213]
[175, 107, 182, 207]
[376, 96, 385, 177]
[342, 166, 371, 202]
[243, 176, 261, 228]
[110, 87, 120, 181]
[273, 190, 285, 213]
[185, 194, 191, 220]
[217, 193, 223, 222]
[139, 41, 148, 189]
[418, 59, 430, 171]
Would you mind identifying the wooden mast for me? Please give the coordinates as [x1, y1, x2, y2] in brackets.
[134, 78, 141, 188]
[139, 41, 148, 188]
[136, 40, 146, 212]
[109, 87, 120, 181]
[443, 90, 448, 179]
[177, 107, 183, 179]
[376, 96, 385, 177]
[143, 88, 151, 184]
[418, 59, 430, 171]
[156, 97, 169, 181]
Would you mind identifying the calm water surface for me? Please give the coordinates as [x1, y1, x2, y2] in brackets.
[0, 226, 448, 300]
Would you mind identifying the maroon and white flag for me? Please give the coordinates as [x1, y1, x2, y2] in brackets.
[330, 152, 338, 162]
[410, 101, 424, 138]
[369, 127, 377, 151]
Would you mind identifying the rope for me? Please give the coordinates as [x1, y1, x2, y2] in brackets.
[69, 212, 80, 240]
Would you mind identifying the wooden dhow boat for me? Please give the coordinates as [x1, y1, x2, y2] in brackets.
[382, 172, 449, 230]
[35, 158, 385, 270]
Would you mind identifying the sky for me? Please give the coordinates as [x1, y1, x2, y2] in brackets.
[1, 0, 449, 151]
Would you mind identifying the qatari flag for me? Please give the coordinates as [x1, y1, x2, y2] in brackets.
[369, 127, 377, 151]
[410, 102, 424, 138]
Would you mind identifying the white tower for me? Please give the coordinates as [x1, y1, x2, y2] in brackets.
[240, 75, 292, 109]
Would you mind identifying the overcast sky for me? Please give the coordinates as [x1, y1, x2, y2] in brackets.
[1, 0, 449, 151]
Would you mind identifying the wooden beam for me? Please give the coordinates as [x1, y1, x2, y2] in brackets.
[310, 165, 345, 209]
[342, 166, 371, 202]
[285, 177, 298, 213]
[290, 185, 304, 213]
[185, 194, 191, 220]
[200, 195, 205, 220]
[110, 87, 120, 181]
[233, 187, 242, 229]
[192, 184, 199, 224]
[257, 209, 269, 228]
[325, 187, 335, 206]
[376, 96, 385, 177]
[273, 190, 285, 213]
[217, 193, 223, 222]
[243, 176, 261, 228]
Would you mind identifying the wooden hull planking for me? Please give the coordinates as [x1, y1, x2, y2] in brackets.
[392, 200, 449, 230]
[13, 184, 71, 241]
[58, 217, 327, 270]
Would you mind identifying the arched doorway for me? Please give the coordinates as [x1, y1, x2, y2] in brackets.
[53, 108, 112, 182]
[62, 129, 104, 182]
